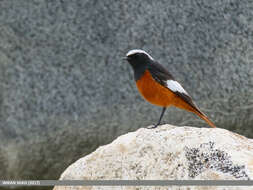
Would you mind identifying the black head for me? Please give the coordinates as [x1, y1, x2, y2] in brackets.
[125, 49, 154, 81]
[125, 49, 154, 69]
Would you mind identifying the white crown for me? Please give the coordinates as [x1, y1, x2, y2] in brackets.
[126, 49, 154, 60]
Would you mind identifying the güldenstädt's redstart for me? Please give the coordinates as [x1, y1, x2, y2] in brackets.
[125, 49, 216, 128]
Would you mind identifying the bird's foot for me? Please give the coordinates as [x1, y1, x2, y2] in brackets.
[147, 122, 167, 129]
[147, 123, 160, 129]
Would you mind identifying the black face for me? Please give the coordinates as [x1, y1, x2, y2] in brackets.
[126, 53, 151, 69]
[126, 53, 152, 81]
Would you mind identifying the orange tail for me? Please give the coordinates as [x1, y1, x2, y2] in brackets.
[194, 110, 216, 128]
[173, 97, 216, 128]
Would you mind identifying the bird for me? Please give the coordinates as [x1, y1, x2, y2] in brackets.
[125, 49, 216, 129]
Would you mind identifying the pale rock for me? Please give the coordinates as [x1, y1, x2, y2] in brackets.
[54, 125, 253, 190]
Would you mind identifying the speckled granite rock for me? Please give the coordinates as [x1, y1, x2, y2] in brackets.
[54, 124, 253, 190]
[0, 0, 253, 181]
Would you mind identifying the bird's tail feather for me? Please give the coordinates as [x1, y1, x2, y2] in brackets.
[174, 100, 216, 128]
[172, 95, 216, 128]
[194, 110, 216, 128]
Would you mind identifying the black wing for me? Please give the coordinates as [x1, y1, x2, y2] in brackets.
[147, 61, 175, 86]
[147, 61, 203, 115]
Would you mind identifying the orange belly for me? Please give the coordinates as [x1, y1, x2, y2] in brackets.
[136, 70, 216, 128]
[136, 70, 176, 107]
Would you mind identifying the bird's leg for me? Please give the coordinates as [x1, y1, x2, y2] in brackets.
[148, 107, 167, 129]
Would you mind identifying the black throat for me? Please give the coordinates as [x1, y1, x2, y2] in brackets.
[131, 63, 147, 81]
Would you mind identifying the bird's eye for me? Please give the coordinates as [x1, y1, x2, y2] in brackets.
[132, 54, 139, 58]
[128, 55, 135, 59]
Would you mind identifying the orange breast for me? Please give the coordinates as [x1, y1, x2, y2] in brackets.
[136, 70, 176, 107]
[136, 70, 216, 128]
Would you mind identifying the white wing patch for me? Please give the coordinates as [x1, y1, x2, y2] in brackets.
[126, 49, 154, 60]
[166, 80, 188, 94]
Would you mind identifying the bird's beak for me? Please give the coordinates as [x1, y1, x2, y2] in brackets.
[122, 57, 128, 61]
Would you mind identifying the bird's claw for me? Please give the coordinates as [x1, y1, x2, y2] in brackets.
[147, 124, 159, 129]
[147, 121, 167, 129]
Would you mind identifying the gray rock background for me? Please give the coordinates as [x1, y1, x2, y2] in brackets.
[0, 0, 252, 185]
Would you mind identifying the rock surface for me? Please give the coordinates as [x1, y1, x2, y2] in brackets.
[54, 124, 253, 190]
[0, 0, 253, 181]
